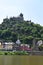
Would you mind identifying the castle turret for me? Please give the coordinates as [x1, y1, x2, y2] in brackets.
[20, 13, 23, 17]
[18, 13, 24, 21]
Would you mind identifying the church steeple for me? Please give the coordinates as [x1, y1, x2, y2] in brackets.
[16, 33, 21, 45]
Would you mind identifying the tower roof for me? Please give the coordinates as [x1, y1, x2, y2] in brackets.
[19, 13, 23, 17]
[16, 39, 21, 44]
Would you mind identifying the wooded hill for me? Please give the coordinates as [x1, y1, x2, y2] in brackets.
[0, 13, 43, 46]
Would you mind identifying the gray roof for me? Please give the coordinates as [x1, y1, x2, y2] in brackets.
[16, 39, 21, 44]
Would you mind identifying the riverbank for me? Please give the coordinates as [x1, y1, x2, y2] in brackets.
[0, 51, 43, 55]
[0, 51, 29, 55]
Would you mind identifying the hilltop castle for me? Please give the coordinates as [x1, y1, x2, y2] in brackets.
[3, 13, 24, 22]
[13, 13, 24, 21]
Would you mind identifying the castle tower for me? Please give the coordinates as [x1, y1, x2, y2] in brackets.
[19, 13, 24, 21]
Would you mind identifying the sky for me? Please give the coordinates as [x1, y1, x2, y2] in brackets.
[0, 0, 43, 26]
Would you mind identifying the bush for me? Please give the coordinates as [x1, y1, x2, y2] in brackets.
[0, 51, 29, 55]
[4, 52, 8, 55]
[0, 52, 4, 55]
[14, 51, 28, 55]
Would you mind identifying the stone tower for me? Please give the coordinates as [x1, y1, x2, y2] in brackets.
[18, 13, 24, 21]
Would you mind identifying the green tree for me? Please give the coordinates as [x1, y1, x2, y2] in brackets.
[24, 36, 33, 46]
[1, 29, 11, 40]
[11, 32, 18, 42]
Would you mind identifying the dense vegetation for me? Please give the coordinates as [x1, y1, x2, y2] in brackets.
[0, 14, 43, 46]
[0, 51, 29, 55]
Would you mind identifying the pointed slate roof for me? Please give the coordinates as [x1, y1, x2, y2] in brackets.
[16, 39, 21, 44]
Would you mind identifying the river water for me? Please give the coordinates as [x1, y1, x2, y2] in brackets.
[0, 55, 43, 65]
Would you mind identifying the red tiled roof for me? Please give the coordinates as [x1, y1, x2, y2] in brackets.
[20, 46, 32, 51]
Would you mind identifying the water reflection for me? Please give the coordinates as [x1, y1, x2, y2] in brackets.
[0, 55, 43, 65]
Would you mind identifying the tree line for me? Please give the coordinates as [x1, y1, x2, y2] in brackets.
[0, 15, 43, 47]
